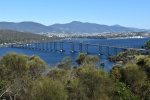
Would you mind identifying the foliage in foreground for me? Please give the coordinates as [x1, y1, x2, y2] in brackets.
[0, 52, 150, 100]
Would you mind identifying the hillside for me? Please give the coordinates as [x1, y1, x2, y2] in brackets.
[0, 21, 149, 33]
[0, 22, 55, 33]
[0, 30, 53, 43]
[51, 21, 148, 33]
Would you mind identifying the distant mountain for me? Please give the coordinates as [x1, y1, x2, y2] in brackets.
[0, 21, 55, 33]
[0, 21, 149, 33]
[51, 21, 149, 33]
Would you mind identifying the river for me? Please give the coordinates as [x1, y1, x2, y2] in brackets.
[0, 37, 150, 71]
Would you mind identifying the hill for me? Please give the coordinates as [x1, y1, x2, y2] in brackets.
[0, 30, 53, 44]
[51, 21, 148, 33]
[0, 22, 55, 33]
[0, 21, 149, 33]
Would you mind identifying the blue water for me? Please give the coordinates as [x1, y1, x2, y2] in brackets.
[1, 38, 150, 71]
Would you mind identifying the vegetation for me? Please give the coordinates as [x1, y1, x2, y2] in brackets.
[144, 40, 150, 49]
[0, 52, 150, 100]
[108, 49, 141, 64]
[0, 30, 54, 44]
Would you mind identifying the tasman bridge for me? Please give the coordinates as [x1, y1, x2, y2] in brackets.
[10, 41, 147, 56]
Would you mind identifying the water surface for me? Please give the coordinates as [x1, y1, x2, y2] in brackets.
[1, 38, 149, 71]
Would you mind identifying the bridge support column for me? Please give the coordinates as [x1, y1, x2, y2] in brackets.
[28, 44, 30, 49]
[31, 43, 33, 49]
[60, 42, 64, 52]
[26, 44, 28, 49]
[79, 43, 82, 52]
[22, 44, 25, 48]
[114, 48, 117, 55]
[85, 44, 88, 54]
[37, 43, 40, 50]
[98, 46, 102, 55]
[26, 44, 29, 49]
[50, 42, 52, 51]
[36, 43, 39, 50]
[27, 44, 29, 49]
[31, 44, 33, 49]
[34, 43, 37, 49]
[46, 42, 49, 50]
[27, 44, 30, 49]
[31, 44, 34, 49]
[33, 43, 36, 49]
[40, 43, 42, 50]
[25, 44, 27, 49]
[106, 47, 110, 56]
[42, 43, 45, 50]
[27, 44, 28, 49]
[71, 42, 74, 53]
[20, 44, 22, 48]
[22, 44, 24, 48]
[35, 43, 37, 49]
[21, 44, 23, 48]
[25, 44, 27, 48]
[11, 44, 13, 48]
[29, 44, 32, 49]
[54, 42, 57, 51]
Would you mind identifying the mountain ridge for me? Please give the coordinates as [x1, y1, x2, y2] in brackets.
[0, 21, 149, 33]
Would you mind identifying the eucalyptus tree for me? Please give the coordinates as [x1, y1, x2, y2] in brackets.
[0, 53, 48, 100]
[76, 53, 100, 65]
[31, 77, 67, 100]
[28, 55, 47, 80]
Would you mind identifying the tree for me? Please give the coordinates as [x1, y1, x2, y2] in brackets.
[113, 81, 140, 100]
[144, 40, 150, 50]
[76, 63, 114, 100]
[76, 53, 100, 65]
[85, 55, 100, 63]
[47, 68, 68, 84]
[0, 52, 28, 79]
[100, 62, 105, 69]
[0, 53, 30, 99]
[0, 53, 48, 99]
[28, 55, 47, 80]
[121, 64, 148, 99]
[31, 77, 67, 100]
[76, 53, 86, 65]
[110, 64, 122, 82]
[65, 78, 87, 100]
[136, 56, 150, 78]
[56, 57, 73, 70]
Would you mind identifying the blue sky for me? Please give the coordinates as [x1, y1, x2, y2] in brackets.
[0, 0, 150, 29]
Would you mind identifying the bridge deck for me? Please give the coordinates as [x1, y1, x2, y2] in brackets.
[10, 41, 148, 55]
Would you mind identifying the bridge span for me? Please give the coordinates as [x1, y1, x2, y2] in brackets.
[10, 41, 147, 56]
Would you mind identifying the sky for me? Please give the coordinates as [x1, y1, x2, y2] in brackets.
[0, 0, 150, 29]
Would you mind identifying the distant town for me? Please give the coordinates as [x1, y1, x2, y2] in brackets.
[42, 32, 150, 39]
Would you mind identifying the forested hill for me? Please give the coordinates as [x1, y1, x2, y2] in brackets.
[0, 30, 53, 43]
